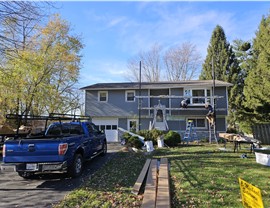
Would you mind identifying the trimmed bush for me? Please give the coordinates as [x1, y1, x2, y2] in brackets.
[127, 136, 144, 149]
[137, 130, 152, 141]
[137, 129, 164, 145]
[150, 129, 164, 144]
[164, 130, 181, 147]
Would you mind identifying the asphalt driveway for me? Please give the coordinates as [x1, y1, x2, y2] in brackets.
[0, 143, 123, 208]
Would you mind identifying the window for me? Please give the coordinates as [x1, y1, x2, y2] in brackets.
[46, 124, 61, 136]
[184, 88, 212, 105]
[106, 125, 112, 130]
[156, 109, 163, 122]
[62, 124, 70, 135]
[87, 123, 100, 135]
[126, 90, 135, 102]
[100, 125, 105, 131]
[98, 91, 108, 102]
[128, 119, 138, 132]
[70, 124, 83, 135]
[187, 118, 207, 129]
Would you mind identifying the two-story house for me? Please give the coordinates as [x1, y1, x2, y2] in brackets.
[81, 80, 232, 142]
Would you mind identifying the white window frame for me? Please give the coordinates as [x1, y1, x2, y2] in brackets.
[98, 91, 108, 102]
[125, 90, 135, 102]
[186, 117, 207, 129]
[184, 88, 212, 106]
[127, 119, 138, 132]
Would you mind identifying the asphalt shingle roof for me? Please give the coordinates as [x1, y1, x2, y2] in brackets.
[80, 80, 233, 90]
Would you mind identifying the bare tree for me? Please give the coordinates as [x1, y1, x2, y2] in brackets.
[0, 2, 53, 56]
[126, 43, 162, 82]
[164, 42, 202, 81]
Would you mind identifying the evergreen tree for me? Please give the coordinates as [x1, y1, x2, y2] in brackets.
[200, 25, 240, 131]
[229, 40, 254, 133]
[243, 13, 270, 131]
[200, 25, 239, 82]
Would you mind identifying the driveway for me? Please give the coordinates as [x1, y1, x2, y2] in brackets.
[0, 143, 123, 208]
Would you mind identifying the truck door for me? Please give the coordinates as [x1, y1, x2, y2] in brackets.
[86, 123, 103, 153]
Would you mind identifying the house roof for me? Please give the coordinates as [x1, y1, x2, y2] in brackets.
[80, 80, 233, 90]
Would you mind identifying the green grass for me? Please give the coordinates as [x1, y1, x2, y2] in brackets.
[54, 143, 270, 208]
[54, 151, 148, 208]
[153, 143, 270, 208]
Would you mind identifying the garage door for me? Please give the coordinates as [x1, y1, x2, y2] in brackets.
[92, 118, 118, 142]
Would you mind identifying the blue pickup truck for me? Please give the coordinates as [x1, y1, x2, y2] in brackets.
[1, 114, 107, 178]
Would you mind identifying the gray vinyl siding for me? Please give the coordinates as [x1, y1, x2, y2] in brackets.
[167, 120, 182, 130]
[170, 88, 183, 108]
[83, 81, 231, 140]
[108, 90, 137, 114]
[137, 89, 149, 116]
[150, 89, 169, 107]
[118, 118, 127, 129]
[140, 118, 153, 130]
[214, 87, 228, 109]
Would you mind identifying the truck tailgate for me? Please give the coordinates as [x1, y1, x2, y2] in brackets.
[3, 139, 65, 163]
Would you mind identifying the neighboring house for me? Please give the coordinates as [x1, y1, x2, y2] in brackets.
[81, 80, 233, 142]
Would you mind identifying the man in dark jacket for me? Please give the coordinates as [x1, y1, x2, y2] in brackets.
[180, 99, 190, 108]
[205, 103, 215, 126]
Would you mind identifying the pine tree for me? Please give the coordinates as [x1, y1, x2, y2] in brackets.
[200, 25, 240, 131]
[200, 25, 238, 82]
[229, 40, 254, 133]
[243, 13, 270, 130]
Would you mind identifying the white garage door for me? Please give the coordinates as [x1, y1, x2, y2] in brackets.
[92, 118, 118, 142]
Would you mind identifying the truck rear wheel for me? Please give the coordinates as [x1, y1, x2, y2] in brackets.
[68, 154, 83, 178]
[18, 171, 34, 179]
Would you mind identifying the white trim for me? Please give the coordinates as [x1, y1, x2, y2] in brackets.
[125, 90, 135, 102]
[98, 91, 108, 102]
[184, 87, 212, 106]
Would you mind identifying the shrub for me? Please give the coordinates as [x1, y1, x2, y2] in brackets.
[138, 130, 152, 141]
[127, 136, 144, 149]
[138, 129, 165, 145]
[122, 132, 131, 140]
[150, 129, 164, 144]
[164, 130, 181, 147]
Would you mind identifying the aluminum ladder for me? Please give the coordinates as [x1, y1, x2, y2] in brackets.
[183, 120, 197, 144]
[209, 121, 218, 144]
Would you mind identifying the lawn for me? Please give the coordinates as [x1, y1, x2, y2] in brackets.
[54, 143, 270, 208]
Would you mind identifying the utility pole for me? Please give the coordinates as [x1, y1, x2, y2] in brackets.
[138, 61, 142, 131]
[212, 56, 217, 144]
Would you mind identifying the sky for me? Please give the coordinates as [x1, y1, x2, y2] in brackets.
[52, 1, 270, 88]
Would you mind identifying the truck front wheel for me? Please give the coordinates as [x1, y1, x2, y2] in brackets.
[101, 141, 107, 156]
[68, 154, 83, 178]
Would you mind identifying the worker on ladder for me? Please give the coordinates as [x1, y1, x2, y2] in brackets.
[205, 102, 215, 127]
[180, 99, 190, 108]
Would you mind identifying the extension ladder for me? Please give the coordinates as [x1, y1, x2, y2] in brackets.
[209, 121, 218, 144]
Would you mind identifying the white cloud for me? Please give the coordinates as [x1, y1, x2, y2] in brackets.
[74, 2, 270, 86]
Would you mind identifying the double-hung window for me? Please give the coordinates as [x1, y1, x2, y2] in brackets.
[126, 90, 135, 102]
[98, 91, 108, 102]
[184, 88, 211, 105]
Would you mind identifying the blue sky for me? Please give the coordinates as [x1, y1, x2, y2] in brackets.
[53, 1, 270, 88]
